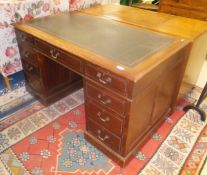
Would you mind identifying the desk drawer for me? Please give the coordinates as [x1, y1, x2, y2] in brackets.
[35, 39, 83, 73]
[85, 63, 128, 95]
[87, 119, 121, 153]
[21, 48, 38, 66]
[86, 100, 124, 136]
[16, 30, 34, 46]
[24, 72, 42, 93]
[22, 60, 40, 77]
[85, 82, 127, 116]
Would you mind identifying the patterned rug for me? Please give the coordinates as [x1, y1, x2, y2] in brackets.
[0, 86, 36, 121]
[0, 71, 33, 121]
[0, 88, 207, 175]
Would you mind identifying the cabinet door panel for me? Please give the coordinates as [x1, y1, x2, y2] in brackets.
[152, 63, 181, 122]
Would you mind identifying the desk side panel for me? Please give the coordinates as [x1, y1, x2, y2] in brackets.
[123, 43, 191, 155]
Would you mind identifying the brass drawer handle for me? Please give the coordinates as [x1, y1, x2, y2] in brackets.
[96, 72, 112, 85]
[27, 66, 33, 72]
[100, 99, 111, 105]
[97, 94, 111, 105]
[25, 51, 30, 58]
[50, 49, 60, 59]
[25, 64, 33, 72]
[20, 34, 26, 42]
[99, 77, 112, 85]
[97, 112, 110, 122]
[99, 78, 107, 85]
[97, 129, 109, 141]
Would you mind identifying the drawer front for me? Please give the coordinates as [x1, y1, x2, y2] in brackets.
[87, 119, 121, 153]
[86, 100, 124, 136]
[85, 63, 128, 96]
[21, 48, 38, 66]
[24, 72, 42, 93]
[16, 30, 34, 46]
[35, 39, 83, 73]
[22, 60, 40, 77]
[85, 82, 127, 116]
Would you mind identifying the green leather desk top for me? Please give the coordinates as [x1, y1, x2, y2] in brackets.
[27, 12, 175, 67]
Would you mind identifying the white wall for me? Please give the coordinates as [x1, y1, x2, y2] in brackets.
[197, 60, 207, 88]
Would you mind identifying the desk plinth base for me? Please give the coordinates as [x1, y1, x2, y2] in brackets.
[26, 79, 83, 105]
[84, 111, 168, 167]
[84, 131, 132, 167]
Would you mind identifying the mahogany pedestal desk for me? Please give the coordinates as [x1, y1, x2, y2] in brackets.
[15, 6, 191, 167]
